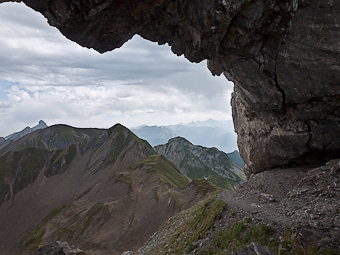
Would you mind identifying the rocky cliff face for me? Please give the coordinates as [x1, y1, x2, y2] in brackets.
[1, 0, 338, 175]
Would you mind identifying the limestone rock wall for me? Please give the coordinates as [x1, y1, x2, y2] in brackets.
[1, 0, 339, 175]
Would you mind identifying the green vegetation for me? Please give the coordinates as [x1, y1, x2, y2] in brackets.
[179, 152, 240, 190]
[54, 203, 110, 242]
[186, 164, 236, 190]
[276, 233, 339, 255]
[6, 125, 104, 153]
[45, 144, 77, 176]
[190, 179, 219, 195]
[107, 124, 154, 165]
[200, 219, 339, 255]
[152, 195, 227, 254]
[46, 125, 104, 145]
[0, 148, 49, 203]
[20, 204, 67, 254]
[116, 173, 133, 192]
[54, 212, 81, 241]
[169, 191, 181, 209]
[203, 219, 274, 254]
[134, 154, 189, 189]
[107, 130, 129, 164]
[80, 203, 110, 235]
[20, 202, 110, 253]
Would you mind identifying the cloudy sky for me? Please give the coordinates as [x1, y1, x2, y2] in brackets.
[0, 2, 234, 137]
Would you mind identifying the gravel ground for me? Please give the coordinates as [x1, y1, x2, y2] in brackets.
[217, 159, 340, 250]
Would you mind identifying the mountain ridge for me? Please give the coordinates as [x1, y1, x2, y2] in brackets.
[154, 137, 246, 189]
[0, 123, 217, 255]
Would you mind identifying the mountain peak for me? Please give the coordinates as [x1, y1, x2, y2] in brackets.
[109, 123, 125, 130]
[38, 120, 47, 126]
[155, 138, 246, 189]
[168, 136, 191, 144]
[108, 123, 131, 137]
[33, 120, 48, 130]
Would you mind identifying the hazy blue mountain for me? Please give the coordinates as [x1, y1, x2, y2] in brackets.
[0, 120, 48, 150]
[4, 120, 47, 140]
[132, 120, 238, 153]
[131, 125, 176, 146]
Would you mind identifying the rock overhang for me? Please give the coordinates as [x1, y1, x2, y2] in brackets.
[1, 0, 339, 175]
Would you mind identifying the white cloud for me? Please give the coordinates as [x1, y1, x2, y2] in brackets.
[0, 2, 234, 137]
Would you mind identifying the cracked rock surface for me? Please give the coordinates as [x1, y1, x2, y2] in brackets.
[0, 0, 339, 175]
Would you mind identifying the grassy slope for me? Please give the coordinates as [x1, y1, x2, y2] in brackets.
[0, 148, 49, 204]
[17, 153, 217, 254]
[132, 154, 189, 189]
[136, 193, 225, 255]
[136, 198, 338, 255]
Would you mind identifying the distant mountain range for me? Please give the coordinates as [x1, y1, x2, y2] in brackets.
[0, 123, 245, 254]
[131, 119, 238, 153]
[0, 120, 47, 149]
[1, 119, 243, 168]
[155, 137, 245, 189]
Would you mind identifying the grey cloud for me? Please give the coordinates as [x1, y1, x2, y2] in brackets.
[0, 2, 234, 137]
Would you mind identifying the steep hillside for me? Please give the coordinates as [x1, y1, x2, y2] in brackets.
[0, 124, 216, 255]
[154, 137, 246, 189]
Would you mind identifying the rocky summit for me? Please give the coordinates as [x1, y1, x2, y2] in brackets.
[155, 137, 246, 189]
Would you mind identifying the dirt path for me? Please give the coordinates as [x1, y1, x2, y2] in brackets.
[217, 160, 340, 249]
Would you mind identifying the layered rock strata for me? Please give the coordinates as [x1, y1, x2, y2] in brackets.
[0, 0, 339, 175]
